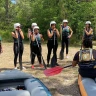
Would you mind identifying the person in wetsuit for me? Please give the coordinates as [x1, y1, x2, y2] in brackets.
[83, 21, 93, 48]
[72, 39, 96, 78]
[47, 21, 60, 67]
[60, 20, 73, 59]
[31, 26, 44, 69]
[27, 23, 37, 61]
[11, 23, 24, 70]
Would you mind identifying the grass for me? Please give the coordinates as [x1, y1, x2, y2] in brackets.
[0, 42, 82, 96]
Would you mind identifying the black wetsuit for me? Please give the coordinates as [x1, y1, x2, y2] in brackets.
[31, 33, 42, 65]
[83, 28, 93, 48]
[47, 28, 58, 65]
[61, 26, 70, 55]
[13, 31, 24, 70]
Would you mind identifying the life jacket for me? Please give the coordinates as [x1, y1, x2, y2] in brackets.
[13, 31, 23, 43]
[84, 28, 93, 40]
[32, 33, 41, 46]
[78, 48, 96, 69]
[48, 28, 57, 41]
[62, 26, 69, 38]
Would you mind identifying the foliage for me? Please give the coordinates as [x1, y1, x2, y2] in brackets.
[0, 0, 96, 43]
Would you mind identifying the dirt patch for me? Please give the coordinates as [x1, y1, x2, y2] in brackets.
[0, 43, 81, 96]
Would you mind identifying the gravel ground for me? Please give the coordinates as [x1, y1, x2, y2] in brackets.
[0, 42, 81, 96]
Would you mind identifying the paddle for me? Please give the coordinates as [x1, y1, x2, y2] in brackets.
[17, 31, 22, 70]
[50, 32, 57, 67]
[59, 49, 64, 60]
[28, 28, 32, 59]
[44, 64, 72, 76]
[59, 25, 64, 60]
[35, 37, 47, 69]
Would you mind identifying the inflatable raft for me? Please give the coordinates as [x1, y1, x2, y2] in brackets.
[0, 70, 52, 96]
[78, 75, 96, 96]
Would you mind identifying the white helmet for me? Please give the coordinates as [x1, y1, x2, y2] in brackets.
[85, 21, 91, 24]
[50, 21, 56, 27]
[63, 20, 68, 23]
[31, 23, 37, 27]
[14, 23, 20, 29]
[33, 26, 39, 32]
[33, 26, 39, 30]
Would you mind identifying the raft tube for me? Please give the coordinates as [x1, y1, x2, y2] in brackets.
[0, 70, 52, 96]
[78, 74, 96, 96]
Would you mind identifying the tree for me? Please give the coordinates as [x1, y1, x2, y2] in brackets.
[0, 0, 96, 42]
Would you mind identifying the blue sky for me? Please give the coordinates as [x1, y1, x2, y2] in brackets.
[11, 0, 16, 4]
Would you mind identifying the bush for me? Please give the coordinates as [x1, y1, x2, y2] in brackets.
[0, 30, 13, 42]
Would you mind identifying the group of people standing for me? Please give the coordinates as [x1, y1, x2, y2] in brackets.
[0, 20, 94, 73]
[27, 20, 74, 68]
[11, 20, 96, 79]
[11, 19, 73, 70]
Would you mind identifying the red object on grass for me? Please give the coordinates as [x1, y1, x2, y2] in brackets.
[44, 64, 72, 76]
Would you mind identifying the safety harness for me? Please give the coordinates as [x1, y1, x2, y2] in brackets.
[79, 48, 96, 69]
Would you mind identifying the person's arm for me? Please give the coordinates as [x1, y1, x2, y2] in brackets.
[72, 61, 78, 67]
[84, 28, 93, 36]
[31, 34, 35, 41]
[27, 28, 31, 38]
[11, 31, 18, 38]
[72, 51, 79, 67]
[1, 46, 3, 53]
[0, 41, 3, 53]
[19, 28, 24, 39]
[47, 29, 54, 38]
[60, 24, 62, 36]
[68, 26, 73, 38]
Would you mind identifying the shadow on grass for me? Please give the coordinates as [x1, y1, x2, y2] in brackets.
[42, 76, 80, 96]
[0, 68, 13, 72]
[57, 60, 72, 66]
[17, 61, 31, 65]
